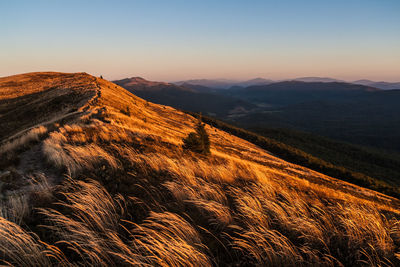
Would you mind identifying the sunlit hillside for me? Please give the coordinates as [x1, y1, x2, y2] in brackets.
[1, 72, 400, 266]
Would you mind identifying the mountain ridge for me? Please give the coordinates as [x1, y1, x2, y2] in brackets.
[113, 76, 257, 116]
[173, 77, 399, 90]
[244, 80, 379, 92]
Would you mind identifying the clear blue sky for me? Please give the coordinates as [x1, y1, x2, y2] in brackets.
[1, 0, 399, 81]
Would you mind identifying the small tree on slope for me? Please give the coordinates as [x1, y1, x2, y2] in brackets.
[182, 115, 210, 155]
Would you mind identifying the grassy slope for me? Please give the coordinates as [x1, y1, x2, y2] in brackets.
[1, 72, 400, 266]
[194, 113, 400, 198]
[251, 127, 400, 184]
[0, 72, 97, 141]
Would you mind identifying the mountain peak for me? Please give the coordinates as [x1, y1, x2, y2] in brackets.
[353, 79, 400, 90]
[119, 76, 170, 87]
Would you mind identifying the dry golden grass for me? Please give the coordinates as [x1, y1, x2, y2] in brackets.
[0, 72, 98, 144]
[0, 72, 89, 100]
[1, 72, 400, 266]
[0, 125, 47, 154]
[1, 174, 52, 226]
[38, 179, 126, 265]
[129, 211, 211, 266]
[37, 179, 210, 266]
[0, 194, 30, 225]
[42, 122, 123, 175]
[0, 216, 66, 267]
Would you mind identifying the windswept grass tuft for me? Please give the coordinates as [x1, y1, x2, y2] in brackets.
[128, 212, 212, 266]
[0, 125, 47, 155]
[0, 217, 63, 266]
[43, 128, 119, 175]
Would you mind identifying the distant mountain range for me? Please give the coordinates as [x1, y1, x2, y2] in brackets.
[352, 79, 400, 90]
[290, 77, 344, 83]
[222, 82, 400, 152]
[173, 77, 400, 90]
[223, 81, 379, 106]
[174, 78, 273, 89]
[113, 77, 256, 116]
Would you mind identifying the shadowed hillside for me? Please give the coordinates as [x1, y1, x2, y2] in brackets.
[0, 72, 98, 141]
[230, 89, 400, 152]
[1, 72, 400, 266]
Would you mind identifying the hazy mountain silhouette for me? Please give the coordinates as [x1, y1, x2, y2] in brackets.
[174, 78, 273, 89]
[290, 77, 344, 83]
[353, 79, 400, 90]
[174, 77, 400, 90]
[113, 77, 256, 116]
[224, 81, 379, 106]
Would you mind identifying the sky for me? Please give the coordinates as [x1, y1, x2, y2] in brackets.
[1, 0, 399, 82]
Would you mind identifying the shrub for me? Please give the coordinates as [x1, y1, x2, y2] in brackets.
[182, 116, 210, 154]
[120, 106, 130, 116]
